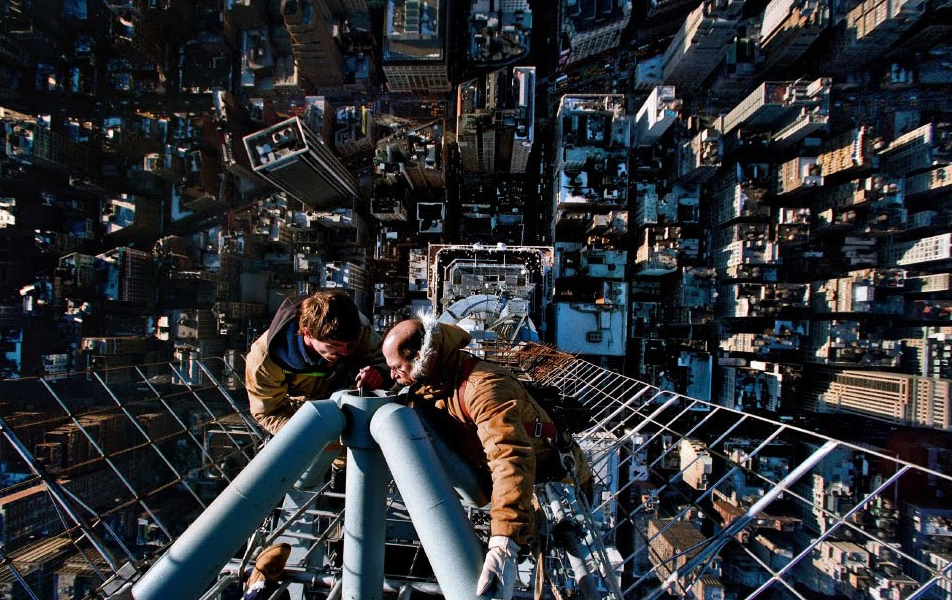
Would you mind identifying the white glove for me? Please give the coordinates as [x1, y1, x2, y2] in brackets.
[476, 536, 520, 600]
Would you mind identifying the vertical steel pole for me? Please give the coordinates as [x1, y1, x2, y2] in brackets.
[370, 404, 485, 600]
[132, 400, 345, 600]
[339, 392, 395, 600]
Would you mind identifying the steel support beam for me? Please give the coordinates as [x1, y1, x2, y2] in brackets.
[340, 392, 394, 600]
[370, 404, 485, 600]
[132, 400, 345, 600]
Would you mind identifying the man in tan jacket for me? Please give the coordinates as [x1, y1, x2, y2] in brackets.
[245, 289, 389, 434]
[382, 317, 591, 600]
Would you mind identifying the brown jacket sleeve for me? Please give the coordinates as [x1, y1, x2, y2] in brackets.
[464, 371, 536, 544]
[245, 335, 299, 435]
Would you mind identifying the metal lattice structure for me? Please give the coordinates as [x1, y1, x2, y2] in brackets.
[0, 346, 949, 600]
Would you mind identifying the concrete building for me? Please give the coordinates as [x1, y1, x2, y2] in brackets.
[80, 336, 166, 383]
[382, 0, 450, 92]
[661, 0, 745, 90]
[281, 0, 345, 90]
[456, 66, 535, 174]
[825, 0, 927, 76]
[468, 0, 532, 66]
[551, 95, 630, 359]
[777, 156, 822, 195]
[375, 121, 444, 191]
[553, 95, 630, 238]
[427, 244, 552, 343]
[812, 370, 952, 429]
[107, 4, 165, 68]
[635, 226, 682, 276]
[720, 78, 829, 140]
[759, 0, 828, 74]
[905, 165, 952, 200]
[95, 247, 152, 304]
[885, 233, 952, 267]
[333, 104, 375, 157]
[879, 123, 952, 178]
[707, 27, 761, 103]
[806, 321, 901, 368]
[0, 485, 58, 548]
[817, 126, 875, 179]
[324, 260, 371, 312]
[679, 438, 713, 490]
[243, 117, 361, 209]
[559, 0, 632, 67]
[677, 128, 722, 184]
[101, 194, 163, 241]
[0, 536, 75, 600]
[633, 86, 680, 146]
[647, 518, 723, 584]
[1, 108, 93, 174]
[719, 364, 784, 411]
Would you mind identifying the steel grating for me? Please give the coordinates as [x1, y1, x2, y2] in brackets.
[0, 347, 949, 600]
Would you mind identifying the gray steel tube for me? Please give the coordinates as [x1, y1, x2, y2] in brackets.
[415, 408, 491, 507]
[132, 400, 345, 600]
[370, 404, 485, 600]
[343, 445, 388, 600]
[340, 393, 394, 600]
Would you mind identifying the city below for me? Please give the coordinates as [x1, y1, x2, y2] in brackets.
[0, 0, 950, 599]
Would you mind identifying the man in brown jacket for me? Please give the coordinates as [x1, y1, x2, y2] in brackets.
[382, 317, 591, 600]
[245, 289, 389, 434]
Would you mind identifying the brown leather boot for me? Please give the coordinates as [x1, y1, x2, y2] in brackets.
[247, 543, 291, 589]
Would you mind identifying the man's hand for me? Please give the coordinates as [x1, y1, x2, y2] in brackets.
[476, 536, 519, 600]
[355, 366, 385, 390]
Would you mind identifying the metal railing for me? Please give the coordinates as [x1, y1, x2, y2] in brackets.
[0, 346, 949, 600]
[482, 343, 952, 600]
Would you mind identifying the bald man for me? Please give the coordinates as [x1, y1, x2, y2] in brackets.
[383, 317, 591, 600]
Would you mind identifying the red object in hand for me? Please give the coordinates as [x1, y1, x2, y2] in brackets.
[355, 366, 385, 390]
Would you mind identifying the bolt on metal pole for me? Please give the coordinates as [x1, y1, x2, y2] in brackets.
[132, 400, 345, 600]
[339, 391, 395, 600]
[371, 403, 485, 600]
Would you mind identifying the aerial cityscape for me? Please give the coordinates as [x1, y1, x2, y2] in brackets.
[0, 0, 950, 599]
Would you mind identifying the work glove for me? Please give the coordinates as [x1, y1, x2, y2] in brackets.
[476, 536, 519, 600]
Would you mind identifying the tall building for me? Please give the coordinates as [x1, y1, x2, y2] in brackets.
[382, 0, 450, 93]
[468, 0, 532, 66]
[456, 66, 535, 174]
[80, 336, 166, 382]
[101, 194, 163, 241]
[280, 0, 375, 93]
[811, 370, 952, 430]
[107, 5, 165, 69]
[633, 86, 681, 146]
[551, 95, 630, 358]
[884, 233, 952, 267]
[647, 519, 723, 588]
[559, 0, 632, 67]
[661, 0, 746, 90]
[243, 117, 361, 209]
[281, 0, 345, 89]
[95, 247, 152, 304]
[645, 0, 708, 38]
[720, 78, 830, 141]
[1, 108, 93, 174]
[825, 0, 927, 76]
[759, 0, 829, 74]
[677, 127, 723, 184]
